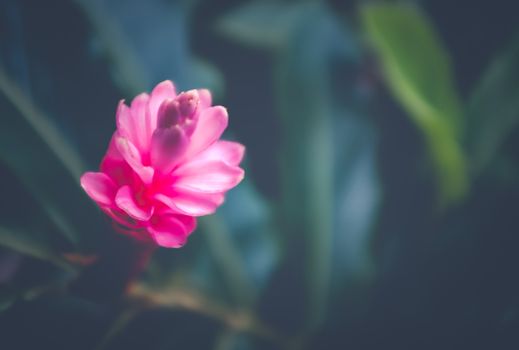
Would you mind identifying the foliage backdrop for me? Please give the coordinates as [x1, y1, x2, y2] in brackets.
[1, 0, 519, 349]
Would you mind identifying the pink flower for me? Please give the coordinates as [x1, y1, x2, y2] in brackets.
[80, 81, 245, 248]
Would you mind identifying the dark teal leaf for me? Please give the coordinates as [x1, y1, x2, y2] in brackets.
[220, 3, 377, 317]
[275, 11, 333, 329]
[216, 1, 310, 50]
[331, 113, 380, 289]
[272, 3, 366, 328]
[466, 35, 519, 175]
[0, 226, 74, 271]
[75, 0, 223, 94]
[218, 180, 278, 292]
[0, 69, 108, 251]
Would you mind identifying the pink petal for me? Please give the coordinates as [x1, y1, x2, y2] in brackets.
[148, 81, 177, 132]
[101, 133, 133, 185]
[176, 214, 197, 235]
[80, 172, 117, 206]
[198, 89, 212, 109]
[189, 141, 245, 167]
[184, 106, 228, 159]
[130, 93, 150, 151]
[115, 185, 154, 221]
[100, 156, 133, 186]
[154, 191, 224, 216]
[116, 100, 138, 145]
[147, 214, 196, 248]
[173, 161, 244, 193]
[104, 132, 124, 160]
[115, 137, 154, 184]
[150, 126, 188, 174]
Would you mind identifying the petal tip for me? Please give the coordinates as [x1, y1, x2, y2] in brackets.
[152, 80, 176, 97]
[80, 172, 116, 206]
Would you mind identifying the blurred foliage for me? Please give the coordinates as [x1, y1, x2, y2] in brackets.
[1, 0, 519, 349]
[0, 69, 108, 253]
[465, 34, 519, 175]
[362, 3, 467, 206]
[73, 0, 223, 96]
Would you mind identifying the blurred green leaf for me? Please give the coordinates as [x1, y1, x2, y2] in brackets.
[362, 3, 468, 205]
[198, 214, 255, 306]
[0, 226, 73, 270]
[276, 28, 332, 331]
[216, 1, 309, 50]
[74, 0, 223, 95]
[224, 0, 379, 332]
[331, 113, 380, 290]
[272, 3, 355, 329]
[217, 181, 279, 297]
[0, 69, 107, 251]
[196, 180, 279, 306]
[466, 35, 519, 175]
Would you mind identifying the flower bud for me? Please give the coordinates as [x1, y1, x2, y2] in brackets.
[157, 99, 181, 129]
[150, 126, 188, 174]
[177, 90, 199, 118]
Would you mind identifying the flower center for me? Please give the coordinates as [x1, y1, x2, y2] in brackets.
[156, 90, 200, 131]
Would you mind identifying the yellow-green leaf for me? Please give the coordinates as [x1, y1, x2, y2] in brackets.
[362, 3, 468, 205]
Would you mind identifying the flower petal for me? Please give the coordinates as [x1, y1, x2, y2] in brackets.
[173, 161, 244, 193]
[115, 136, 154, 184]
[184, 106, 228, 158]
[154, 191, 224, 216]
[198, 89, 212, 109]
[130, 93, 150, 151]
[148, 80, 177, 132]
[147, 214, 196, 248]
[104, 132, 124, 160]
[100, 133, 133, 185]
[80, 172, 117, 206]
[116, 100, 138, 145]
[188, 141, 245, 167]
[115, 185, 154, 221]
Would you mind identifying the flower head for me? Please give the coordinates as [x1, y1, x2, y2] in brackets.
[81, 81, 245, 248]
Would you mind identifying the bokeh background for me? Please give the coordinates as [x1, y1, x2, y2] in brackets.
[1, 0, 519, 349]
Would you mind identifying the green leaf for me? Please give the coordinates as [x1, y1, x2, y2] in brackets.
[74, 0, 223, 94]
[0, 226, 73, 271]
[216, 1, 309, 50]
[331, 113, 381, 290]
[208, 179, 279, 305]
[465, 35, 519, 175]
[219, 0, 379, 311]
[0, 69, 107, 251]
[272, 3, 359, 329]
[198, 215, 256, 306]
[362, 3, 468, 205]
